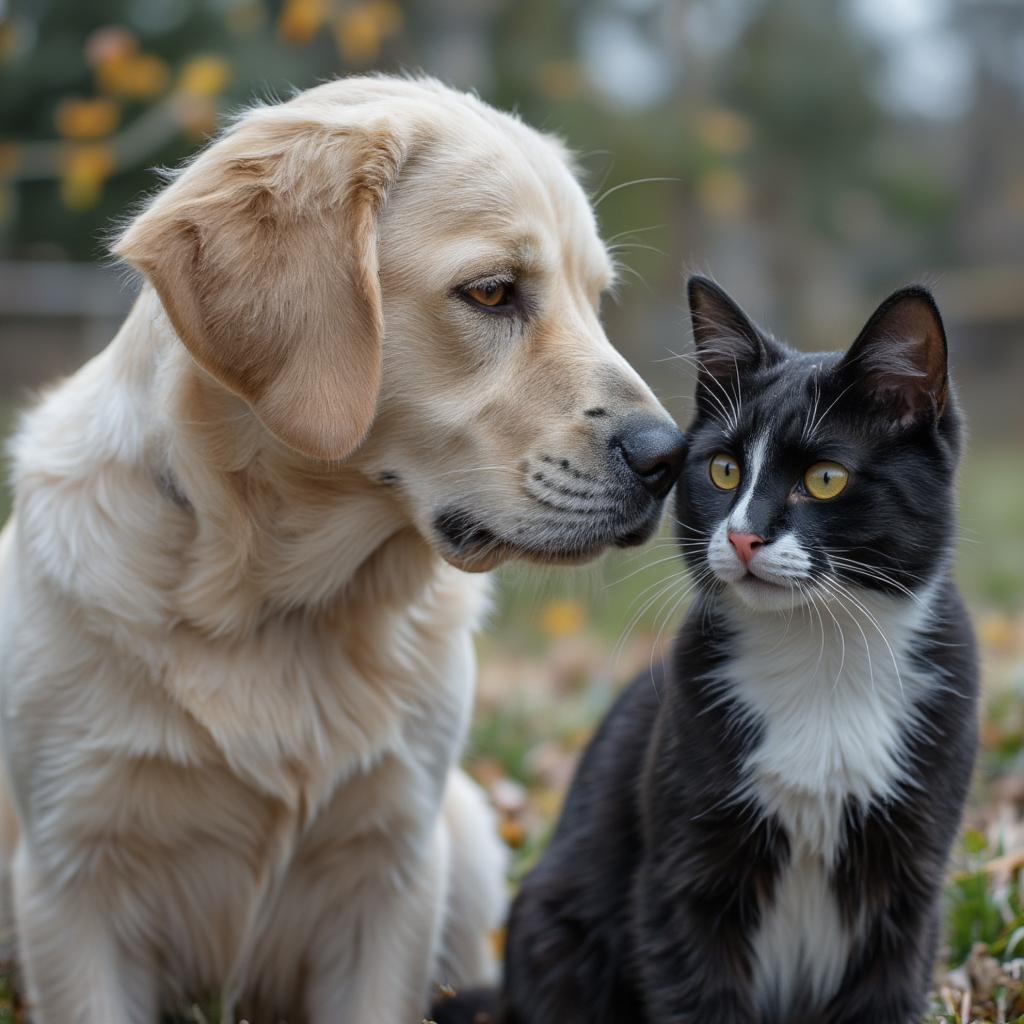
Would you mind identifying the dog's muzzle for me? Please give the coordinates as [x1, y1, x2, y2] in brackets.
[433, 414, 687, 571]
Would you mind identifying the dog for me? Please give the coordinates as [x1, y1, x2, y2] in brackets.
[0, 75, 685, 1023]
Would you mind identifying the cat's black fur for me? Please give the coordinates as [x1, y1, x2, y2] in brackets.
[493, 279, 979, 1024]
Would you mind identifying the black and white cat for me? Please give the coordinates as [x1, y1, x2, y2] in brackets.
[495, 278, 979, 1024]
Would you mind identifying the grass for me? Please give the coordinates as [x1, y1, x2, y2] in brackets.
[0, 412, 1021, 1020]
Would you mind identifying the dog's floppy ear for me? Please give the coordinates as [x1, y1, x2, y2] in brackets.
[115, 108, 409, 460]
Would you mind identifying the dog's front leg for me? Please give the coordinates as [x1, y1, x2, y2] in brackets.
[12, 845, 157, 1024]
[303, 820, 449, 1024]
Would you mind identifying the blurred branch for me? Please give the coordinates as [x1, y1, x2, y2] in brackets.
[6, 95, 197, 184]
[0, 260, 132, 316]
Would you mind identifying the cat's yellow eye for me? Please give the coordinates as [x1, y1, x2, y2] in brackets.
[709, 453, 741, 491]
[804, 461, 849, 500]
[466, 281, 509, 307]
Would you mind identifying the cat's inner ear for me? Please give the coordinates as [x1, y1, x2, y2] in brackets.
[687, 276, 780, 392]
[839, 286, 948, 424]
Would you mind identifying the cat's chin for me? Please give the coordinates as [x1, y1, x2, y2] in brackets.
[729, 575, 811, 612]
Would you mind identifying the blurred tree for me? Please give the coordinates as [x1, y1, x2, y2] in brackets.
[0, 0, 409, 259]
[0, 0, 1021, 359]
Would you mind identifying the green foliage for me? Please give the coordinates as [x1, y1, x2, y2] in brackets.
[947, 868, 1019, 965]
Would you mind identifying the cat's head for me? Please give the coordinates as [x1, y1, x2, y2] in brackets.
[676, 276, 962, 613]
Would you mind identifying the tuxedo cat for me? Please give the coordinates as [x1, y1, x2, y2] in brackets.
[495, 279, 978, 1024]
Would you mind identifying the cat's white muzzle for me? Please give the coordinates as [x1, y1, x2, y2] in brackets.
[707, 521, 814, 611]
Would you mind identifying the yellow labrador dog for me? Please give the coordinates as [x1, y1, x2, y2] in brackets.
[0, 76, 684, 1023]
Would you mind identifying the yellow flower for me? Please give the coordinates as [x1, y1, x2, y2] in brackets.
[536, 60, 584, 103]
[695, 109, 752, 156]
[334, 1, 403, 63]
[979, 613, 1016, 655]
[371, 0, 403, 36]
[540, 599, 587, 637]
[499, 818, 526, 849]
[226, 0, 266, 35]
[0, 185, 13, 225]
[55, 97, 120, 141]
[0, 143, 19, 179]
[335, 5, 381, 62]
[179, 56, 231, 98]
[97, 52, 169, 99]
[278, 0, 327, 45]
[696, 166, 749, 220]
[175, 95, 219, 141]
[490, 926, 507, 960]
[0, 19, 17, 61]
[60, 144, 115, 210]
[533, 786, 565, 821]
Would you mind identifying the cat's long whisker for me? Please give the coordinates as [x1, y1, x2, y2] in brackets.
[698, 349, 743, 431]
[671, 518, 710, 537]
[605, 551, 688, 588]
[701, 581, 721, 634]
[813, 585, 848, 689]
[611, 571, 692, 668]
[822, 545, 927, 580]
[660, 565, 715, 621]
[827, 552, 925, 593]
[648, 582, 702, 678]
[665, 344, 740, 431]
[765, 583, 803, 654]
[823, 577, 905, 698]
[621, 567, 693, 609]
[650, 567, 714, 663]
[695, 379, 735, 431]
[801, 369, 822, 445]
[825, 556, 923, 604]
[805, 377, 859, 441]
[818, 577, 876, 695]
[732, 354, 743, 428]
[802, 582, 828, 672]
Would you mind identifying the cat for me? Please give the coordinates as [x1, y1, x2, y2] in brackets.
[491, 277, 979, 1024]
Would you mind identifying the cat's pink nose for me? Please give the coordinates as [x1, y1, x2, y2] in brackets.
[728, 531, 764, 566]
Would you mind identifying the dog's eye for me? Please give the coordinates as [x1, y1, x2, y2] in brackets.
[463, 280, 512, 310]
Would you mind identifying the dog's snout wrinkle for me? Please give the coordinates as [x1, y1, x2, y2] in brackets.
[538, 454, 602, 486]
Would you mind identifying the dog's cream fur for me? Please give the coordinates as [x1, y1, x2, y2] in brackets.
[0, 76, 670, 1022]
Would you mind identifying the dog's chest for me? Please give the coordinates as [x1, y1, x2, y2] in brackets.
[165, 605, 475, 814]
[713, 598, 932, 1013]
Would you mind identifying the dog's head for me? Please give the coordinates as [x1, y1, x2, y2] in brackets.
[116, 76, 684, 571]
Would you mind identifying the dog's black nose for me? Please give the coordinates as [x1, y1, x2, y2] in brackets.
[614, 416, 687, 498]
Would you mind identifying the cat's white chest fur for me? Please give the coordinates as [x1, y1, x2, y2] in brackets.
[714, 588, 935, 1011]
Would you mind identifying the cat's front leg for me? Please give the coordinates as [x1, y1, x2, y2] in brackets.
[826, 981, 927, 1024]
[632, 867, 756, 1024]
[824, 913, 937, 1024]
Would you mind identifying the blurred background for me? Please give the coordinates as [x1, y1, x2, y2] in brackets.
[1, 0, 1023, 1018]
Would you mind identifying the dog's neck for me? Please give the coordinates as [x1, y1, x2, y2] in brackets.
[116, 292, 468, 641]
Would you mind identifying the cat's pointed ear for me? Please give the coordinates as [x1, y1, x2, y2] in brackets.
[687, 276, 782, 390]
[838, 286, 948, 425]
